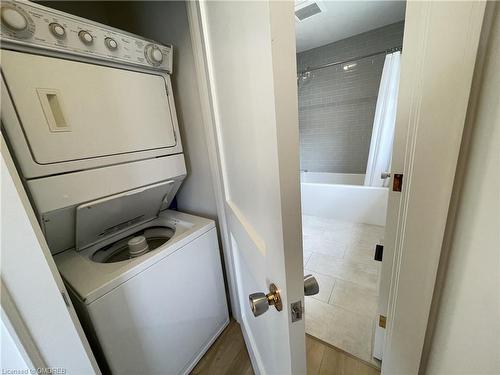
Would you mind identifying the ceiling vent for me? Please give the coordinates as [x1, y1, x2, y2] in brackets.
[295, 1, 325, 22]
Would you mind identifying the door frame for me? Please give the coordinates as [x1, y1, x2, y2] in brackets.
[377, 2, 486, 373]
[187, 1, 486, 374]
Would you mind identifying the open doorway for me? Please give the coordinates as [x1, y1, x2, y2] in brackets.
[295, 1, 406, 367]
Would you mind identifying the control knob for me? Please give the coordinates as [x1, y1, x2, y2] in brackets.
[105, 37, 118, 50]
[78, 30, 93, 45]
[49, 23, 65, 39]
[144, 44, 163, 65]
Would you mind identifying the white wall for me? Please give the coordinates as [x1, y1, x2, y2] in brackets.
[108, 2, 218, 219]
[425, 5, 500, 374]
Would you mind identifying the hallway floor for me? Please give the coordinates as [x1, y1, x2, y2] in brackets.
[191, 320, 379, 375]
[302, 215, 384, 365]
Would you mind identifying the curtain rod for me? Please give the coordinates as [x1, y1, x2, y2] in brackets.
[298, 46, 402, 75]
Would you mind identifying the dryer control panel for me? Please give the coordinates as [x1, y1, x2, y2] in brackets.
[0, 1, 173, 73]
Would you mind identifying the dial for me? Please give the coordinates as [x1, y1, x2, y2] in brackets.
[105, 37, 118, 50]
[144, 44, 163, 65]
[78, 30, 93, 45]
[152, 48, 163, 62]
[1, 6, 27, 31]
[49, 23, 66, 38]
[0, 3, 34, 39]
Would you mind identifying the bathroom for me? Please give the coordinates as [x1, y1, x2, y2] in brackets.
[1, 1, 496, 374]
[295, 1, 405, 366]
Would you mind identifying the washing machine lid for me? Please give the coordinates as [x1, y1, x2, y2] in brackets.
[54, 210, 216, 303]
[75, 180, 175, 252]
[1, 50, 177, 165]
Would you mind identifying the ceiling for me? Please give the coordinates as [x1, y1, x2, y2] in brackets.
[295, 1, 406, 53]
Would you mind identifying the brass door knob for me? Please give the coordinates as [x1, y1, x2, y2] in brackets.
[249, 283, 282, 317]
[304, 274, 319, 296]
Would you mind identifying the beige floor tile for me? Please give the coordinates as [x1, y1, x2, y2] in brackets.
[344, 235, 383, 269]
[305, 297, 374, 363]
[329, 279, 379, 319]
[304, 269, 335, 303]
[344, 239, 378, 264]
[320, 219, 354, 234]
[323, 227, 357, 246]
[302, 215, 384, 365]
[306, 253, 379, 291]
[303, 250, 313, 266]
[304, 296, 333, 334]
[303, 236, 346, 258]
[302, 215, 325, 228]
[351, 224, 385, 244]
[302, 218, 326, 237]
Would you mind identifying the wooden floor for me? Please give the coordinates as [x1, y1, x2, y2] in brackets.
[191, 320, 253, 375]
[191, 320, 380, 375]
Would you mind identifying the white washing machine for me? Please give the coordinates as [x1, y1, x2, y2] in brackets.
[55, 209, 228, 375]
[0, 1, 228, 373]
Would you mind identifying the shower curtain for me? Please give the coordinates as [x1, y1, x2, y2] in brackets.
[364, 51, 401, 187]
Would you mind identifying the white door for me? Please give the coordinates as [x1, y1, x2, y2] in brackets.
[193, 1, 306, 374]
[1, 142, 100, 373]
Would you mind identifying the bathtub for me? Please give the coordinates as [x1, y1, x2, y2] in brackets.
[300, 172, 388, 226]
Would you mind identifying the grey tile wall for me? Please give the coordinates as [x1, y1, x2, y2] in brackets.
[297, 21, 404, 174]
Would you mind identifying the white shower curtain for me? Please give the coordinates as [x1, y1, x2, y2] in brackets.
[364, 51, 401, 187]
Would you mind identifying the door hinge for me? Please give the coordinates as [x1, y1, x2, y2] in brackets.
[379, 315, 387, 328]
[291, 300, 303, 322]
[393, 173, 403, 192]
[165, 85, 169, 96]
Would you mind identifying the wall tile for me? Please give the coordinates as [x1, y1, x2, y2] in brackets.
[297, 22, 404, 174]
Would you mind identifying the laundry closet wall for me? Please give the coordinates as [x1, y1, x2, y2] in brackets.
[40, 1, 219, 220]
[425, 4, 500, 374]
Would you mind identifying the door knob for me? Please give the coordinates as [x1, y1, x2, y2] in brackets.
[249, 283, 282, 317]
[381, 171, 391, 179]
[304, 274, 319, 296]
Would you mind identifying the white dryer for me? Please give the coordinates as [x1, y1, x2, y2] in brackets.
[0, 1, 228, 373]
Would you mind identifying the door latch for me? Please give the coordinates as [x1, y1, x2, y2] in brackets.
[291, 300, 303, 322]
[291, 275, 320, 323]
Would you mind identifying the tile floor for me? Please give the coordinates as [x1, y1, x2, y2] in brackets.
[302, 215, 384, 366]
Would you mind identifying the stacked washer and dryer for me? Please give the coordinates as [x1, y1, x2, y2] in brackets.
[0, 1, 229, 374]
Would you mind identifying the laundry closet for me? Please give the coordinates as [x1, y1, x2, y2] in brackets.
[1, 1, 228, 374]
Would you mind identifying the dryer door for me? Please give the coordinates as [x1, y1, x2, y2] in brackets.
[1, 50, 177, 166]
